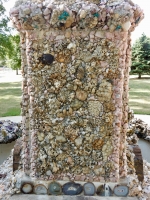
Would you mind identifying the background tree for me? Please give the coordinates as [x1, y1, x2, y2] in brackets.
[0, 0, 21, 73]
[6, 35, 21, 75]
[0, 0, 11, 59]
[131, 34, 150, 79]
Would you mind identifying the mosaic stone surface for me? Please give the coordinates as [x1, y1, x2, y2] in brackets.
[10, 0, 143, 182]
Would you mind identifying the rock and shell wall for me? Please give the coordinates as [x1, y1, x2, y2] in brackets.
[10, 0, 143, 182]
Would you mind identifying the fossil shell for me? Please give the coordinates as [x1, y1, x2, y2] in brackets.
[75, 137, 83, 147]
[92, 139, 104, 150]
[76, 66, 85, 80]
[64, 127, 78, 142]
[88, 101, 103, 117]
[76, 90, 87, 101]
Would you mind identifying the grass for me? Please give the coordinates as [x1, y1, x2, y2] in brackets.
[129, 75, 150, 115]
[0, 82, 21, 117]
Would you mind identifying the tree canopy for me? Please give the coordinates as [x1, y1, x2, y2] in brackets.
[0, 0, 21, 72]
[0, 0, 12, 59]
[131, 34, 150, 78]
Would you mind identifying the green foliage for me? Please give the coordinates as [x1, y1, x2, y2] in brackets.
[6, 35, 21, 71]
[131, 34, 150, 78]
[0, 0, 12, 59]
[0, 0, 9, 33]
[0, 0, 21, 71]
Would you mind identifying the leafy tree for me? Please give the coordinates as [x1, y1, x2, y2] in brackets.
[131, 34, 150, 79]
[0, 0, 12, 59]
[0, 0, 21, 74]
[6, 35, 21, 75]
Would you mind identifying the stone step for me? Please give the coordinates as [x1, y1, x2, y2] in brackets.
[10, 194, 138, 200]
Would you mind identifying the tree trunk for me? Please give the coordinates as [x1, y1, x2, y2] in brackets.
[138, 73, 141, 79]
[16, 69, 18, 75]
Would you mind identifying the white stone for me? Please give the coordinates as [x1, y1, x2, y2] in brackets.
[56, 135, 66, 142]
[79, 10, 87, 19]
[55, 35, 65, 40]
[75, 137, 83, 147]
[122, 21, 131, 31]
[95, 31, 105, 38]
[67, 43, 76, 49]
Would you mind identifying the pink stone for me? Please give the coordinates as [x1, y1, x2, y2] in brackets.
[44, 8, 51, 15]
[105, 32, 114, 40]
[75, 175, 81, 181]
[102, 25, 108, 30]
[100, 61, 108, 67]
[80, 175, 86, 181]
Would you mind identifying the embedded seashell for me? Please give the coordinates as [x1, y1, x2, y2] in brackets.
[122, 21, 131, 31]
[37, 132, 44, 142]
[76, 66, 85, 80]
[79, 10, 87, 19]
[109, 24, 116, 32]
[71, 99, 83, 110]
[67, 156, 74, 165]
[64, 127, 78, 142]
[75, 137, 83, 147]
[34, 184, 48, 195]
[67, 43, 76, 49]
[88, 101, 103, 117]
[76, 90, 87, 101]
[92, 139, 104, 150]
[56, 135, 66, 143]
[56, 53, 70, 63]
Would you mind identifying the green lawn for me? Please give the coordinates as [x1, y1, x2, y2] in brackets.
[0, 82, 21, 117]
[129, 75, 150, 115]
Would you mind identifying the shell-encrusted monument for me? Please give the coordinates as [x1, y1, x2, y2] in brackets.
[10, 0, 143, 186]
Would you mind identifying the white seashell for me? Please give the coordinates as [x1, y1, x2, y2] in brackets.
[67, 43, 76, 49]
[79, 10, 87, 19]
[75, 137, 83, 147]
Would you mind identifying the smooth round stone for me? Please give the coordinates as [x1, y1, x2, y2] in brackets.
[48, 181, 62, 195]
[96, 184, 113, 196]
[62, 182, 83, 195]
[41, 54, 54, 65]
[114, 185, 129, 197]
[21, 182, 33, 194]
[34, 184, 48, 195]
[83, 182, 96, 196]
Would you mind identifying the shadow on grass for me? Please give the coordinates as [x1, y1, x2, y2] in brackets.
[0, 82, 21, 97]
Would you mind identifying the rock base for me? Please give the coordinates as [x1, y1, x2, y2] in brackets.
[10, 194, 138, 200]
